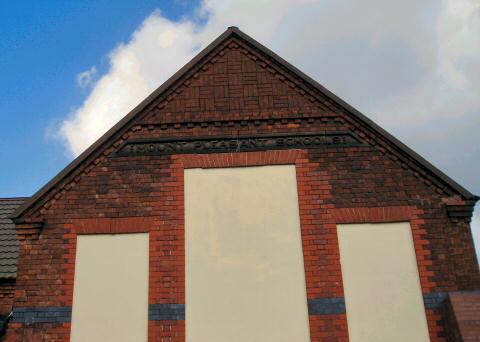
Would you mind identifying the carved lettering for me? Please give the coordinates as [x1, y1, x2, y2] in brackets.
[116, 132, 364, 157]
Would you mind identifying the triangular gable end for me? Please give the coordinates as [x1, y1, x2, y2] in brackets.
[141, 41, 330, 125]
[13, 26, 478, 220]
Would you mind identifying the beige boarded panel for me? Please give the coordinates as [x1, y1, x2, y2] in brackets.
[185, 165, 311, 342]
[71, 233, 149, 342]
[337, 222, 430, 342]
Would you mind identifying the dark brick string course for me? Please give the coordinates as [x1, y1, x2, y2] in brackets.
[8, 292, 452, 325]
[11, 307, 71, 324]
[149, 304, 185, 321]
[11, 304, 187, 324]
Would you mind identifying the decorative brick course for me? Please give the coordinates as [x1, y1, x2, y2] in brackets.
[71, 217, 152, 234]
[149, 304, 185, 321]
[308, 293, 451, 315]
[331, 206, 413, 223]
[308, 298, 346, 315]
[11, 307, 71, 324]
[424, 292, 448, 310]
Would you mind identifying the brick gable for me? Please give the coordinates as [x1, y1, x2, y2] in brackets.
[12, 28, 477, 221]
[142, 43, 328, 125]
[5, 27, 479, 341]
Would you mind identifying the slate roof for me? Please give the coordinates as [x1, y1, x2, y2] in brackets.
[0, 198, 27, 279]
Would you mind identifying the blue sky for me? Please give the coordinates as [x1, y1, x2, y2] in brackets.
[0, 0, 479, 257]
[0, 0, 200, 196]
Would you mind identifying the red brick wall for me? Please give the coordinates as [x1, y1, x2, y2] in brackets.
[0, 281, 15, 315]
[6, 35, 479, 341]
[5, 323, 70, 342]
[181, 150, 349, 341]
[331, 206, 446, 341]
[443, 292, 480, 342]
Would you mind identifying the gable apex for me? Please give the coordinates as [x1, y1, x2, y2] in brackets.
[13, 26, 478, 219]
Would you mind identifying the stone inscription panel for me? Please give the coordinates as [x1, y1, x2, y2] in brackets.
[116, 132, 364, 156]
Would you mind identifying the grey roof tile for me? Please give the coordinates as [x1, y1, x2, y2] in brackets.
[0, 198, 28, 279]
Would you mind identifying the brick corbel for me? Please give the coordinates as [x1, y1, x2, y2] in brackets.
[442, 197, 477, 222]
[445, 204, 475, 222]
[13, 218, 44, 240]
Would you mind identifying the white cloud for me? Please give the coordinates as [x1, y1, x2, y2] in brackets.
[76, 66, 97, 89]
[59, 1, 318, 156]
[61, 11, 198, 156]
[438, 0, 480, 89]
[58, 0, 480, 253]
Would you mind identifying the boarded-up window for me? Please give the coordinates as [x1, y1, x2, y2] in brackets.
[337, 222, 430, 342]
[71, 233, 149, 342]
[185, 166, 311, 342]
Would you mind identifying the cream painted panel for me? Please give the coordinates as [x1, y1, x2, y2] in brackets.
[185, 165, 310, 342]
[71, 233, 149, 342]
[337, 222, 430, 342]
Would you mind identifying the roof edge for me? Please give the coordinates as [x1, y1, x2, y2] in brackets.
[13, 27, 239, 219]
[12, 26, 478, 219]
[231, 27, 477, 200]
